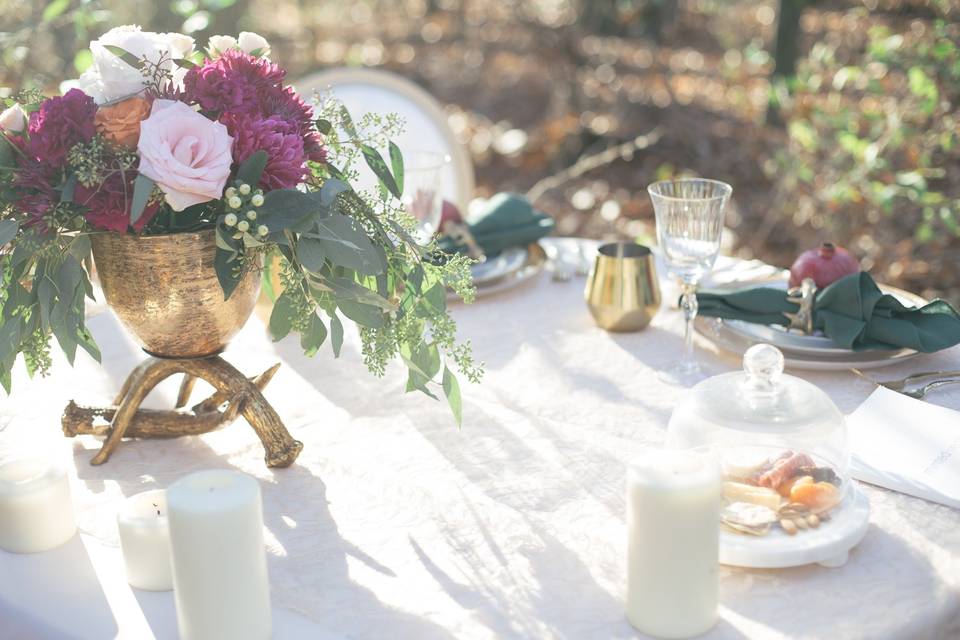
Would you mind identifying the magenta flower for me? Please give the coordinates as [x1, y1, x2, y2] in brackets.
[25, 89, 97, 166]
[223, 113, 307, 190]
[259, 85, 327, 162]
[12, 159, 58, 229]
[75, 170, 160, 233]
[182, 49, 285, 114]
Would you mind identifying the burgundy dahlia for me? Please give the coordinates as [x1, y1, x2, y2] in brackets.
[12, 159, 58, 229]
[26, 89, 97, 165]
[183, 49, 286, 114]
[259, 85, 327, 162]
[223, 113, 307, 190]
[74, 171, 159, 233]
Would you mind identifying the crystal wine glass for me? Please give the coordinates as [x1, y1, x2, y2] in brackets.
[402, 151, 451, 243]
[648, 178, 732, 385]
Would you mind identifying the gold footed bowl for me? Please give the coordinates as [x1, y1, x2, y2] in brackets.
[71, 229, 302, 468]
[90, 229, 260, 358]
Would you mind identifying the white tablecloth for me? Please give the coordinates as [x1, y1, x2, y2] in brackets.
[2, 240, 959, 640]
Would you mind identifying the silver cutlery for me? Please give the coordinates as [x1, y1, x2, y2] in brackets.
[899, 378, 960, 400]
[851, 368, 960, 393]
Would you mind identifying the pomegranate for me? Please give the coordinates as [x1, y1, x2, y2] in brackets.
[439, 199, 464, 231]
[788, 242, 860, 288]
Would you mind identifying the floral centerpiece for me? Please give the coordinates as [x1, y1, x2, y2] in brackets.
[0, 26, 480, 423]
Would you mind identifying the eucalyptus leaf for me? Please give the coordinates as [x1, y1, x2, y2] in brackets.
[0, 220, 17, 247]
[0, 135, 14, 169]
[337, 300, 385, 328]
[310, 276, 394, 310]
[318, 179, 350, 207]
[56, 256, 82, 298]
[60, 174, 77, 203]
[361, 144, 401, 199]
[260, 188, 323, 231]
[328, 311, 344, 357]
[296, 237, 326, 273]
[388, 141, 404, 195]
[214, 248, 241, 300]
[237, 150, 268, 187]
[129, 174, 155, 225]
[300, 313, 327, 357]
[103, 45, 142, 69]
[268, 292, 297, 341]
[311, 215, 385, 275]
[77, 326, 101, 362]
[443, 367, 462, 426]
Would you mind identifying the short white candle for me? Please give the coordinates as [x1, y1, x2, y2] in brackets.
[0, 458, 76, 554]
[167, 470, 271, 640]
[626, 448, 722, 638]
[117, 489, 173, 591]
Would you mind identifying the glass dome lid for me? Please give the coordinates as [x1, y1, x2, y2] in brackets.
[668, 344, 854, 553]
[671, 342, 845, 438]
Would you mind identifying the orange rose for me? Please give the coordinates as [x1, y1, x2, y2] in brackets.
[94, 97, 151, 149]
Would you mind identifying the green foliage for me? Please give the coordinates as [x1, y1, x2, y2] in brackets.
[775, 18, 960, 246]
[210, 104, 481, 421]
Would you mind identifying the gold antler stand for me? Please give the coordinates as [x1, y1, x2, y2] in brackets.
[62, 356, 303, 468]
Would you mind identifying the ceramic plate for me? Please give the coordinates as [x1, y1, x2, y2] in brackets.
[697, 315, 919, 371]
[294, 68, 474, 212]
[448, 243, 547, 301]
[470, 246, 529, 286]
[710, 279, 928, 357]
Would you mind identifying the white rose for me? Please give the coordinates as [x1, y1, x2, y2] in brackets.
[0, 103, 27, 132]
[77, 25, 195, 104]
[238, 32, 270, 57]
[206, 34, 238, 57]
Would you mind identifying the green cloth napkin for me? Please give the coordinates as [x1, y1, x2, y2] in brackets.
[439, 193, 554, 256]
[697, 271, 960, 353]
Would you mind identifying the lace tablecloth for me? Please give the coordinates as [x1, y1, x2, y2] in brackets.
[1, 241, 959, 639]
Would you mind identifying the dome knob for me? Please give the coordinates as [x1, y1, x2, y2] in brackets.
[743, 343, 784, 389]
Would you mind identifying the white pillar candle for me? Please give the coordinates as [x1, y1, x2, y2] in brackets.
[0, 458, 76, 554]
[117, 489, 173, 591]
[167, 470, 271, 640]
[626, 448, 722, 638]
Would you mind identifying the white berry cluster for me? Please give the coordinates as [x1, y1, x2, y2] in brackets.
[222, 181, 269, 237]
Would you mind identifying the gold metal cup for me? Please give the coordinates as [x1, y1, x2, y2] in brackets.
[585, 243, 661, 332]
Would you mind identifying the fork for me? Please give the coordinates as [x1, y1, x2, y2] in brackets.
[850, 368, 960, 393]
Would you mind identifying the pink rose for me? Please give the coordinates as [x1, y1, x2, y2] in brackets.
[137, 99, 233, 211]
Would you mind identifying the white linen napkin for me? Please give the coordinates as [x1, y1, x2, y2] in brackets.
[847, 386, 960, 509]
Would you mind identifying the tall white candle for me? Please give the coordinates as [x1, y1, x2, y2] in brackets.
[167, 470, 271, 640]
[0, 458, 76, 554]
[626, 448, 722, 638]
[117, 489, 173, 591]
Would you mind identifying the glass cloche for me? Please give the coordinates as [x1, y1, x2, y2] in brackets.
[667, 343, 869, 568]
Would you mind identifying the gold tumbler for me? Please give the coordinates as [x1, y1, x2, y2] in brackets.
[585, 243, 661, 331]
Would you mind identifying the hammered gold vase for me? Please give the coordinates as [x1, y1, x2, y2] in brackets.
[90, 229, 261, 358]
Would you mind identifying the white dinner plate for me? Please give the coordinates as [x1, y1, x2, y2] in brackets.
[471, 246, 529, 286]
[294, 68, 474, 212]
[448, 243, 547, 302]
[720, 280, 929, 357]
[697, 316, 920, 371]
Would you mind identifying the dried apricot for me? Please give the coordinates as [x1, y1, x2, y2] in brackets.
[789, 480, 841, 513]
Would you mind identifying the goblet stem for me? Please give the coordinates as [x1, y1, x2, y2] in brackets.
[679, 281, 699, 371]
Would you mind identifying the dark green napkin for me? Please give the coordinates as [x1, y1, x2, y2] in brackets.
[438, 193, 554, 256]
[697, 272, 960, 353]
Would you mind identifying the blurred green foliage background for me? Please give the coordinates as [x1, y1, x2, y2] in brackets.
[2, 0, 958, 301]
